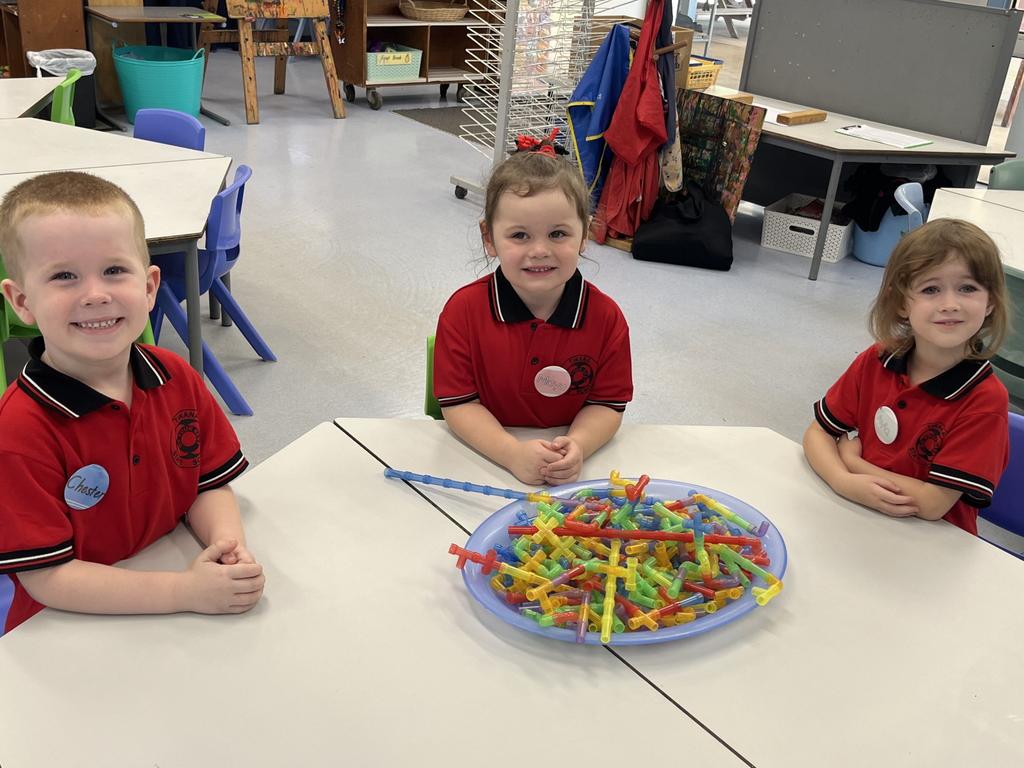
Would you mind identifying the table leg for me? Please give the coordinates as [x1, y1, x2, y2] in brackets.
[200, 105, 231, 126]
[184, 240, 204, 373]
[84, 15, 127, 132]
[808, 158, 843, 281]
[238, 19, 260, 125]
[189, 23, 231, 126]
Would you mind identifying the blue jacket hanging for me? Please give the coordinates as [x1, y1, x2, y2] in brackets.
[567, 24, 632, 209]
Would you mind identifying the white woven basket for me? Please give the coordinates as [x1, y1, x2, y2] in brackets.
[761, 193, 853, 263]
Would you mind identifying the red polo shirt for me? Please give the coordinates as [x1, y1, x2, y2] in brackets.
[814, 344, 1009, 534]
[434, 268, 633, 427]
[0, 339, 248, 633]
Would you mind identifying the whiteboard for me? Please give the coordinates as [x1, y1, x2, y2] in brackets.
[739, 0, 1022, 144]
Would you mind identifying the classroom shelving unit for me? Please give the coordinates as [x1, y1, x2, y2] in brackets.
[450, 0, 639, 198]
[329, 0, 489, 109]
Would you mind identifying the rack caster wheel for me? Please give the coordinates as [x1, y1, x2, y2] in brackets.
[454, 185, 468, 199]
[343, 83, 355, 103]
[439, 83, 450, 99]
[367, 89, 383, 110]
[456, 84, 468, 102]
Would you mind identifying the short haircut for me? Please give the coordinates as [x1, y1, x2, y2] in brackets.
[0, 171, 149, 282]
[869, 218, 1009, 359]
[483, 152, 589, 235]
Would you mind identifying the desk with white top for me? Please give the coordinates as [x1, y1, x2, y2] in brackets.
[739, 94, 1013, 281]
[0, 77, 59, 119]
[0, 119, 231, 374]
[0, 422, 748, 768]
[929, 188, 1024, 279]
[0, 118, 224, 174]
[333, 418, 1024, 768]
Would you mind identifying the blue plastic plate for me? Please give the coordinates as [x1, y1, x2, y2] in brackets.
[462, 479, 787, 646]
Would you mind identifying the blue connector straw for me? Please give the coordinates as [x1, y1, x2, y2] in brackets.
[383, 468, 589, 506]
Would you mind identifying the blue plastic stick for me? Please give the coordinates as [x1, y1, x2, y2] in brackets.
[383, 468, 587, 505]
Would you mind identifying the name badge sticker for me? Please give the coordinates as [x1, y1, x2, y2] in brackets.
[64, 464, 110, 510]
[874, 406, 899, 445]
[534, 365, 572, 397]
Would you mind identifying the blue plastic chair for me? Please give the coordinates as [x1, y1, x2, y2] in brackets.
[979, 412, 1024, 557]
[894, 182, 926, 232]
[132, 108, 206, 151]
[0, 574, 12, 637]
[149, 165, 275, 416]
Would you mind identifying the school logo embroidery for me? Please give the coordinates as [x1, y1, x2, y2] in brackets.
[910, 423, 945, 464]
[172, 409, 201, 468]
[564, 355, 596, 394]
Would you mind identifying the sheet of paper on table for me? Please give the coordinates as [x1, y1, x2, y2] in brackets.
[835, 124, 933, 149]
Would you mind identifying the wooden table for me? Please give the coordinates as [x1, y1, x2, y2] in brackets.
[0, 422, 748, 767]
[85, 4, 230, 125]
[0, 119, 232, 373]
[0, 77, 59, 118]
[747, 94, 1014, 280]
[332, 419, 1024, 767]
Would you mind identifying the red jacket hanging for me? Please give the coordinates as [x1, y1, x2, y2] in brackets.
[593, 0, 667, 241]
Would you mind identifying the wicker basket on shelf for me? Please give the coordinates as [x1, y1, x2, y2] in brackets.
[398, 0, 469, 21]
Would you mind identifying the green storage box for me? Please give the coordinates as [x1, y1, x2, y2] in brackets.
[366, 45, 422, 82]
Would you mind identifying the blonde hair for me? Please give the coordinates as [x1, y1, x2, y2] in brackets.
[483, 152, 589, 236]
[0, 171, 149, 282]
[869, 218, 1009, 359]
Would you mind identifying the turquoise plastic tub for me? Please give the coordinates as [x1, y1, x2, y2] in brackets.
[112, 46, 204, 123]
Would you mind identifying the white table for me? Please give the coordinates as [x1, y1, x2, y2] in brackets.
[0, 118, 224, 174]
[0, 77, 59, 118]
[331, 418, 1024, 768]
[0, 119, 231, 373]
[0, 423, 748, 767]
[929, 188, 1024, 279]
[746, 94, 1014, 280]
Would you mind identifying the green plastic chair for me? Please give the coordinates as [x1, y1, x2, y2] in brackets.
[989, 158, 1024, 190]
[50, 68, 82, 126]
[425, 335, 442, 420]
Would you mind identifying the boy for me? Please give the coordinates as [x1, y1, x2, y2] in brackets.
[0, 171, 264, 633]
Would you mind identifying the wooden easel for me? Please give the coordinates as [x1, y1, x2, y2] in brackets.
[198, 0, 345, 124]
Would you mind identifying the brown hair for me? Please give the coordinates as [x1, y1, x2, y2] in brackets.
[483, 152, 589, 236]
[0, 171, 148, 282]
[868, 218, 1009, 358]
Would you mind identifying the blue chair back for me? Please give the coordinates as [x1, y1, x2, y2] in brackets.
[208, 164, 250, 251]
[981, 412, 1024, 537]
[894, 182, 925, 232]
[133, 108, 206, 151]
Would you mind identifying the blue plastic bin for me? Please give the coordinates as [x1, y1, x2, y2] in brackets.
[112, 45, 204, 123]
[852, 204, 930, 267]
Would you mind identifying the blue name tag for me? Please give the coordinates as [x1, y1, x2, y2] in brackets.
[64, 465, 110, 510]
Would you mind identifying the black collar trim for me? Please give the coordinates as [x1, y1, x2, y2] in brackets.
[879, 347, 992, 401]
[17, 337, 171, 419]
[489, 267, 589, 328]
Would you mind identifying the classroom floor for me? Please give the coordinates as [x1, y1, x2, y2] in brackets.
[3, 18, 1020, 549]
